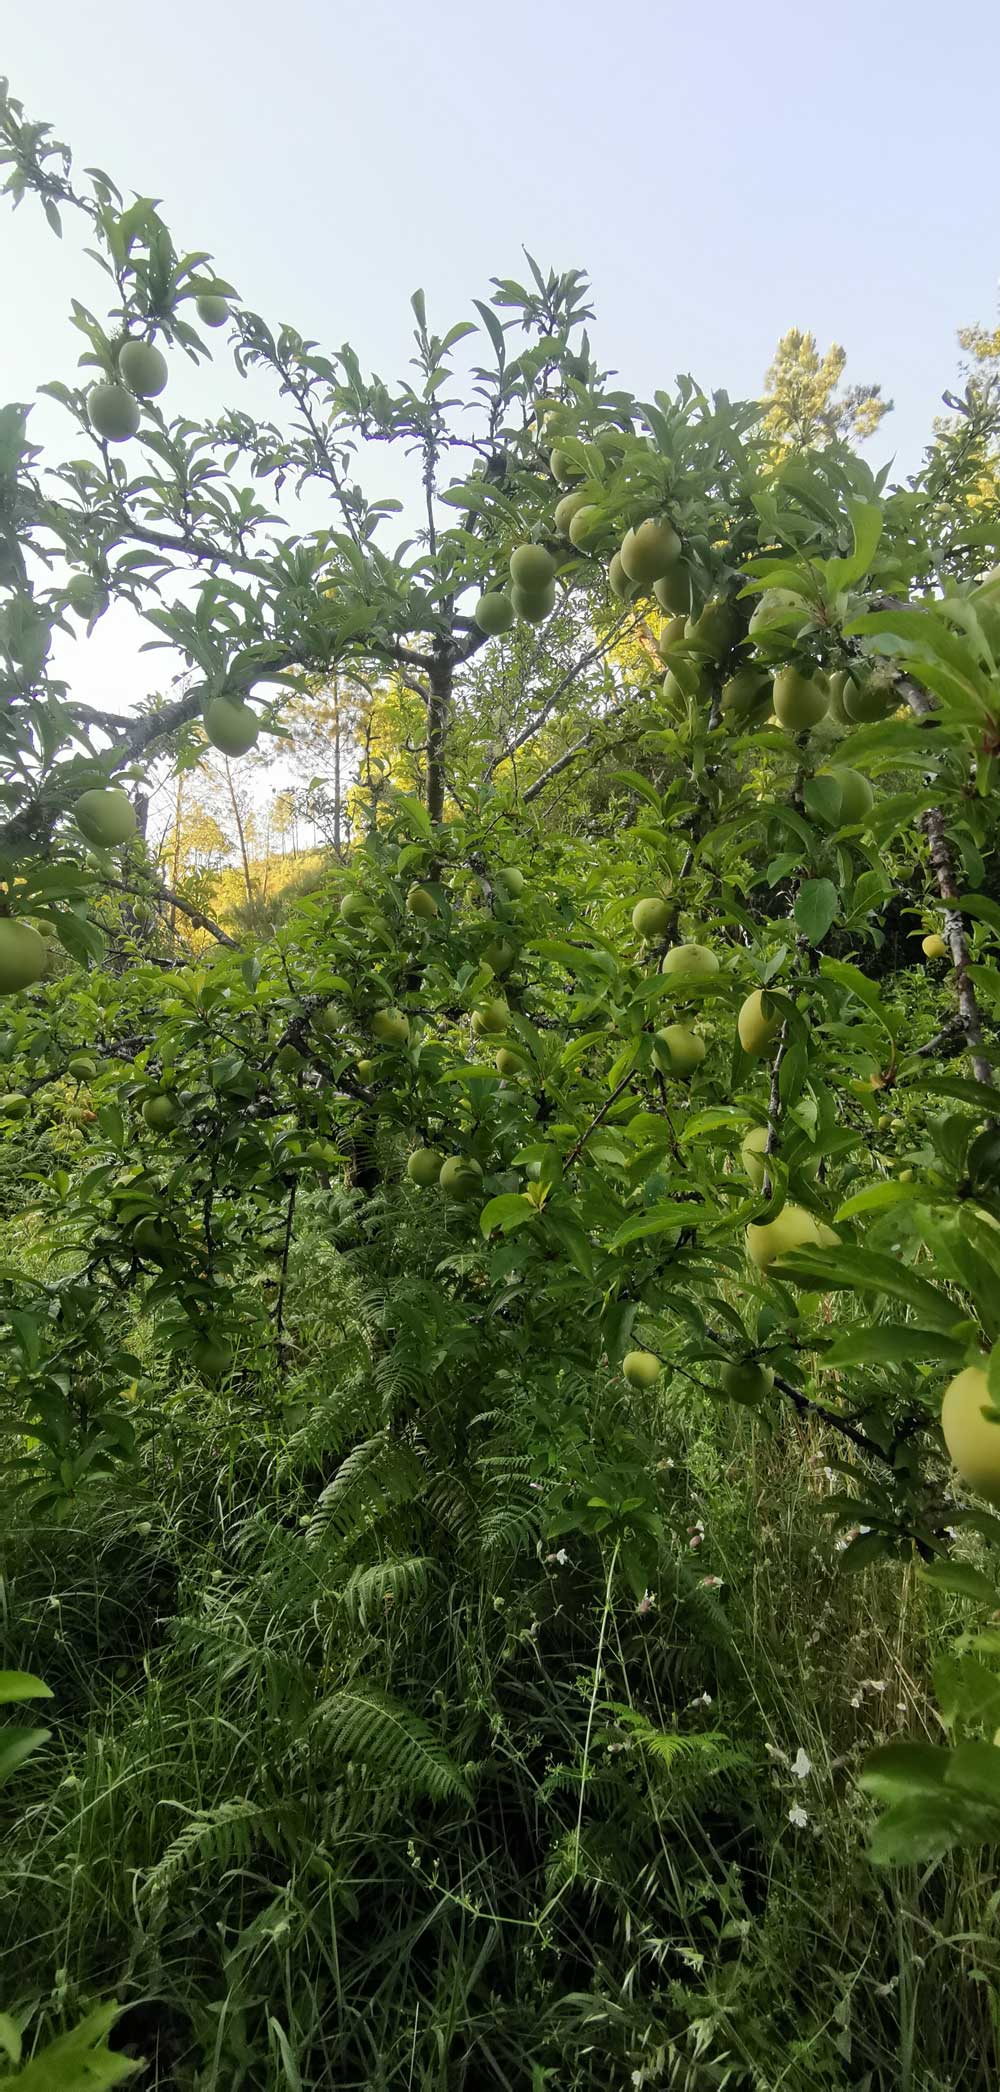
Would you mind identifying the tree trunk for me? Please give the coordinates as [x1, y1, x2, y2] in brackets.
[170, 771, 185, 936]
[333, 681, 343, 858]
[426, 648, 453, 825]
[224, 760, 255, 912]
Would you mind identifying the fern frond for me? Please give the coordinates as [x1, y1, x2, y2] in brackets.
[597, 1704, 745, 1779]
[340, 1554, 439, 1626]
[304, 1433, 424, 1546]
[310, 1687, 471, 1803]
[140, 1797, 295, 1911]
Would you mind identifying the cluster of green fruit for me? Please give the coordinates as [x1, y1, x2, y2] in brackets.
[87, 292, 230, 444]
[622, 1346, 773, 1406]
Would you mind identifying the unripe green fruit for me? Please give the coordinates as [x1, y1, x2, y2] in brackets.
[632, 896, 672, 940]
[472, 999, 509, 1036]
[622, 1348, 662, 1388]
[941, 1365, 1000, 1504]
[660, 942, 719, 984]
[843, 676, 895, 724]
[554, 490, 590, 535]
[720, 1359, 773, 1405]
[620, 520, 681, 588]
[510, 544, 556, 593]
[746, 1203, 838, 1272]
[662, 668, 695, 710]
[549, 447, 582, 487]
[1, 1093, 29, 1120]
[898, 1167, 914, 1182]
[118, 339, 168, 398]
[142, 1094, 178, 1132]
[656, 614, 688, 663]
[204, 695, 259, 756]
[653, 567, 691, 615]
[67, 1054, 97, 1080]
[608, 551, 635, 602]
[877, 1113, 892, 1132]
[439, 1154, 484, 1201]
[511, 582, 555, 624]
[406, 884, 438, 920]
[407, 1146, 443, 1185]
[721, 666, 771, 721]
[567, 503, 604, 552]
[372, 1008, 410, 1047]
[655, 1024, 705, 1077]
[738, 989, 782, 1057]
[496, 867, 524, 897]
[474, 591, 514, 636]
[66, 573, 102, 621]
[132, 1215, 174, 1257]
[748, 588, 805, 639]
[340, 890, 368, 924]
[0, 921, 46, 994]
[355, 1059, 375, 1082]
[741, 1124, 770, 1187]
[495, 1047, 528, 1076]
[196, 293, 230, 327]
[922, 933, 949, 960]
[772, 666, 829, 730]
[192, 1333, 233, 1380]
[88, 383, 140, 443]
[276, 1043, 304, 1073]
[75, 788, 137, 847]
[485, 938, 515, 976]
[820, 766, 874, 826]
[826, 670, 853, 724]
[685, 596, 734, 661]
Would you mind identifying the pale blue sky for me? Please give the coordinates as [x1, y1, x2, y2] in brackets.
[3, 0, 999, 723]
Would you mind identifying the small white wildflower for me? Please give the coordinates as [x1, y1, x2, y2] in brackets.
[850, 1692, 862, 1709]
[688, 1690, 713, 1709]
[788, 1803, 809, 1828]
[700, 1575, 724, 1589]
[792, 1747, 812, 1781]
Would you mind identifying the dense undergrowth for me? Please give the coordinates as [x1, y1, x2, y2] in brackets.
[2, 1162, 998, 2092]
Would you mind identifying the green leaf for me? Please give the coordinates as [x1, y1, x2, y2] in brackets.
[768, 1246, 958, 1329]
[794, 879, 839, 944]
[823, 1324, 965, 1369]
[821, 499, 883, 589]
[0, 1724, 51, 1786]
[1, 2004, 140, 2088]
[859, 1741, 950, 1802]
[818, 957, 896, 1038]
[958, 892, 1000, 941]
[0, 1671, 54, 1706]
[610, 1202, 712, 1248]
[840, 1531, 891, 1573]
[479, 1193, 537, 1238]
[867, 1795, 969, 1866]
[913, 1076, 997, 1112]
[833, 1182, 922, 1222]
[919, 1559, 999, 1606]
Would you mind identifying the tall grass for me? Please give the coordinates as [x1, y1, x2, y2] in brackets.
[1, 1193, 998, 2089]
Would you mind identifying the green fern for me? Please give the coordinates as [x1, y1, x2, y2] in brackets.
[304, 1434, 425, 1545]
[309, 1688, 472, 1803]
[140, 1797, 295, 1913]
[340, 1555, 440, 1626]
